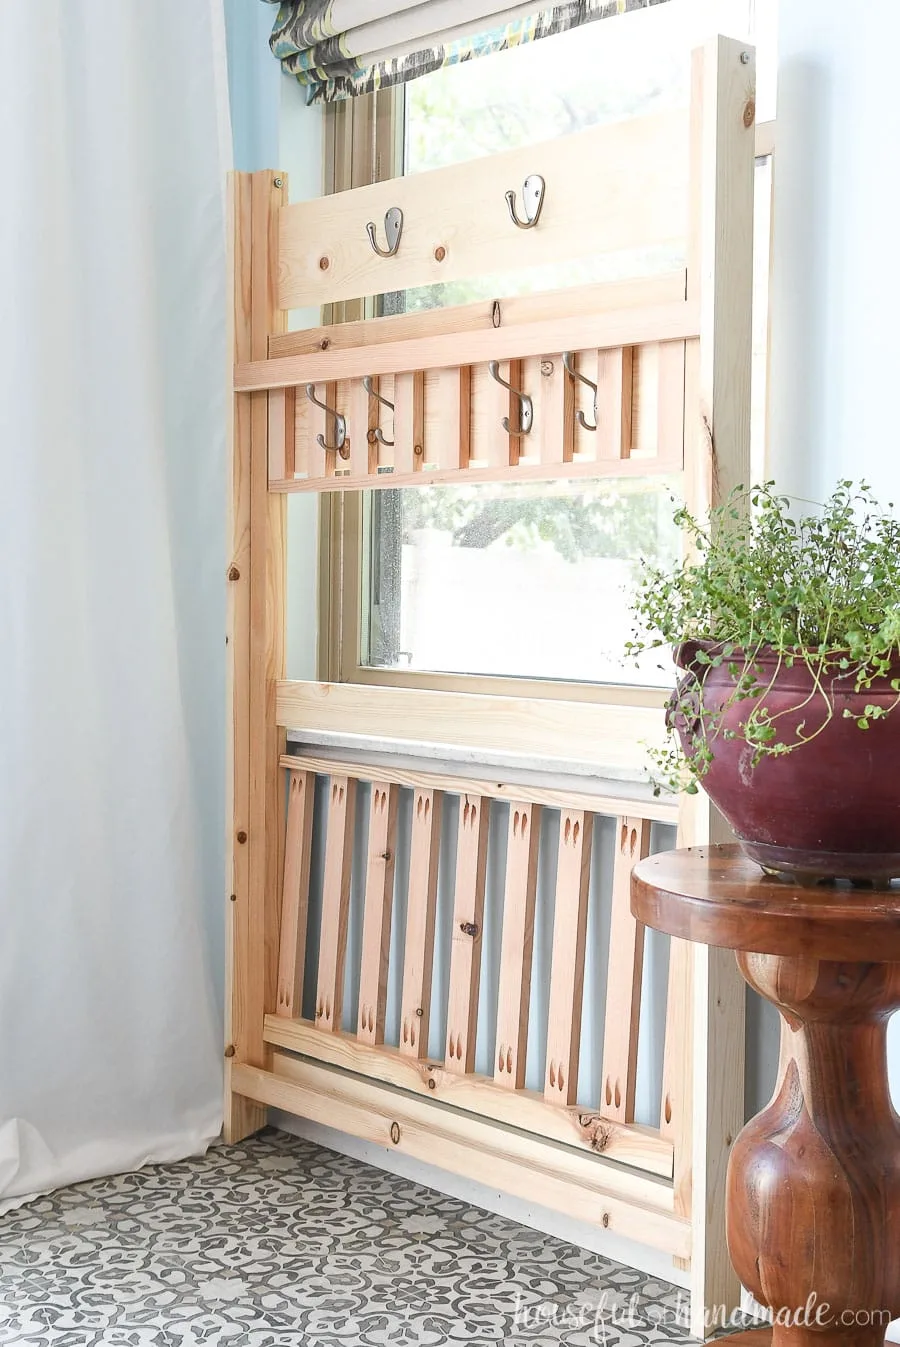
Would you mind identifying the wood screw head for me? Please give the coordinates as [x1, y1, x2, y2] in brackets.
[229, 893, 237, 903]
[414, 444, 424, 457]
[227, 565, 240, 582]
[320, 338, 330, 350]
[415, 1007, 424, 1018]
[236, 830, 248, 844]
[601, 1212, 610, 1228]
[434, 245, 446, 262]
[224, 1045, 236, 1058]
[740, 50, 750, 63]
[428, 1078, 436, 1090]
[274, 176, 283, 188]
[540, 360, 554, 377]
[319, 255, 330, 270]
[390, 1122, 401, 1144]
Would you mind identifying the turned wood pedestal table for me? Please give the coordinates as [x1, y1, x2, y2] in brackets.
[632, 843, 900, 1347]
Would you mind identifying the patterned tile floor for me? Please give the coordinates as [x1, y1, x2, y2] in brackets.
[0, 1127, 708, 1346]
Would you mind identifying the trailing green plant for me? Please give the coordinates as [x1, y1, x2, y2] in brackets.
[626, 480, 900, 794]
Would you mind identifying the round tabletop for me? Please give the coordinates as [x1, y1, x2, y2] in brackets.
[631, 844, 900, 961]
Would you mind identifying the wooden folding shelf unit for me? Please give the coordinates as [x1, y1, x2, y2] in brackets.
[227, 37, 756, 1337]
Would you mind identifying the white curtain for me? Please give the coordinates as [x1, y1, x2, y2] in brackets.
[0, 0, 229, 1208]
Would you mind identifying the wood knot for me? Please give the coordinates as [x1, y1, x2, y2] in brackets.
[743, 98, 755, 128]
[434, 245, 446, 262]
[227, 565, 240, 582]
[318, 255, 330, 270]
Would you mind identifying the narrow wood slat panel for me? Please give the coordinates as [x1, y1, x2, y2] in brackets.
[537, 355, 574, 466]
[267, 388, 295, 482]
[596, 347, 634, 460]
[277, 683, 670, 780]
[277, 112, 689, 310]
[494, 801, 542, 1089]
[601, 816, 652, 1120]
[237, 1059, 689, 1255]
[237, 302, 700, 392]
[305, 381, 341, 478]
[399, 788, 443, 1058]
[348, 375, 376, 478]
[480, 358, 525, 467]
[270, 273, 688, 360]
[275, 769, 315, 1017]
[265, 1014, 674, 1176]
[656, 339, 686, 462]
[393, 370, 425, 475]
[314, 775, 357, 1032]
[279, 754, 678, 825]
[357, 783, 399, 1044]
[292, 382, 311, 478]
[445, 795, 490, 1074]
[427, 366, 471, 469]
[544, 810, 593, 1106]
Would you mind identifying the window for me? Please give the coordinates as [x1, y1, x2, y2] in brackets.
[318, 0, 777, 701]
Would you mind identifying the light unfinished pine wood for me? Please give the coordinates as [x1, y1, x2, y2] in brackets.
[314, 775, 357, 1031]
[656, 340, 687, 462]
[264, 1014, 674, 1176]
[235, 1058, 690, 1256]
[595, 347, 634, 460]
[267, 388, 295, 481]
[348, 374, 377, 479]
[275, 769, 315, 1017]
[275, 683, 669, 777]
[534, 354, 574, 466]
[357, 782, 399, 1044]
[445, 795, 490, 1074]
[393, 370, 425, 475]
[427, 366, 471, 470]
[277, 112, 689, 310]
[399, 789, 442, 1059]
[494, 801, 541, 1089]
[279, 755, 678, 825]
[237, 301, 699, 393]
[544, 811, 593, 1107]
[601, 817, 652, 1121]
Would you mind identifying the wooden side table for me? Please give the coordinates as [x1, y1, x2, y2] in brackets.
[632, 844, 900, 1347]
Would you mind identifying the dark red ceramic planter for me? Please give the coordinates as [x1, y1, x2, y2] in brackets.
[671, 642, 900, 882]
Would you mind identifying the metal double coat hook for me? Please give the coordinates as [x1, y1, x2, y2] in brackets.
[363, 376, 394, 447]
[305, 383, 348, 456]
[562, 352, 598, 432]
[488, 361, 533, 436]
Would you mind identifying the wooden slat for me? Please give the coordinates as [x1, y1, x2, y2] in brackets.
[393, 370, 425, 475]
[544, 810, 593, 1106]
[236, 1059, 689, 1256]
[276, 683, 670, 779]
[314, 775, 357, 1031]
[267, 388, 295, 482]
[280, 755, 678, 826]
[596, 347, 634, 460]
[348, 374, 376, 479]
[656, 340, 686, 462]
[275, 769, 315, 1017]
[445, 795, 490, 1074]
[399, 788, 443, 1058]
[494, 801, 542, 1089]
[237, 302, 700, 393]
[536, 354, 574, 466]
[480, 359, 523, 468]
[265, 1015, 674, 1176]
[305, 381, 341, 479]
[601, 816, 652, 1121]
[357, 783, 399, 1044]
[277, 112, 689, 310]
[428, 366, 471, 469]
[270, 273, 688, 360]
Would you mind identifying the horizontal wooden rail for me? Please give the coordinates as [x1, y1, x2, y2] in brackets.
[234, 1058, 691, 1257]
[272, 453, 685, 493]
[235, 302, 700, 391]
[264, 1016, 674, 1177]
[277, 112, 689, 310]
[268, 274, 688, 360]
[279, 754, 678, 825]
[275, 682, 668, 777]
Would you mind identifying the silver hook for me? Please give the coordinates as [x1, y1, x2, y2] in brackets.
[562, 352, 598, 432]
[305, 383, 348, 457]
[363, 376, 394, 447]
[366, 206, 403, 257]
[488, 360, 533, 436]
[505, 174, 545, 230]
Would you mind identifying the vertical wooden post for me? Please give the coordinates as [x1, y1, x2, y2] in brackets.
[679, 35, 755, 1333]
[226, 169, 289, 1142]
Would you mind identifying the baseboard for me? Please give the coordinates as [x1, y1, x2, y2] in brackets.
[270, 1108, 689, 1289]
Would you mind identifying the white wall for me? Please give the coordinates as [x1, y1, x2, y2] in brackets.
[770, 0, 900, 1109]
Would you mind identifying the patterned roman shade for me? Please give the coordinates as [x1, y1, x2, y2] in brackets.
[263, 0, 673, 103]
